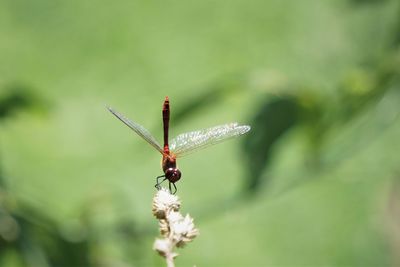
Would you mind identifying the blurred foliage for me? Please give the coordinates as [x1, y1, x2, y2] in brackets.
[243, 95, 300, 191]
[1, 0, 400, 266]
[0, 84, 40, 120]
[242, 47, 400, 194]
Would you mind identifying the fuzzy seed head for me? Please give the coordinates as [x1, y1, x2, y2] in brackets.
[152, 188, 181, 219]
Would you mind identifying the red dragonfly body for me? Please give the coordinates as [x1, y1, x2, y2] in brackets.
[108, 96, 250, 193]
[161, 97, 181, 184]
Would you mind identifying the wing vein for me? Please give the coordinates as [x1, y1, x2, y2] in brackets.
[107, 106, 164, 154]
[170, 123, 251, 157]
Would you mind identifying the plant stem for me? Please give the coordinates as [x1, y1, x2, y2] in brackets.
[165, 253, 175, 267]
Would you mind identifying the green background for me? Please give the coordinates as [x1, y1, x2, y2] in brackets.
[1, 0, 400, 266]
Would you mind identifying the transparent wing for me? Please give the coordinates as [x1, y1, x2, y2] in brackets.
[107, 106, 164, 155]
[170, 123, 251, 157]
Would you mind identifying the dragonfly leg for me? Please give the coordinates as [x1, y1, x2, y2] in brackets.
[155, 175, 166, 190]
[169, 182, 177, 194]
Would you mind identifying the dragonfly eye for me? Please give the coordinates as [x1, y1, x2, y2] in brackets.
[165, 168, 181, 183]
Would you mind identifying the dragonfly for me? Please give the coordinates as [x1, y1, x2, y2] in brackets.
[107, 96, 251, 193]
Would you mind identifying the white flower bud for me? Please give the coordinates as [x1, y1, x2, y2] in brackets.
[153, 238, 172, 257]
[167, 210, 184, 224]
[152, 188, 181, 219]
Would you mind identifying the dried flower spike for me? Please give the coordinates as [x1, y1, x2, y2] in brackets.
[152, 188, 199, 267]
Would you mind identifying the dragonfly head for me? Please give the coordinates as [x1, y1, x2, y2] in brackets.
[165, 168, 181, 183]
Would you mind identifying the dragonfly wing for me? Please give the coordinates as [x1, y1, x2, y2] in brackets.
[170, 123, 251, 157]
[107, 106, 164, 154]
